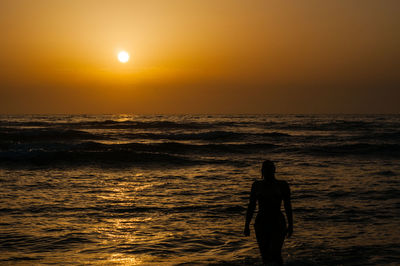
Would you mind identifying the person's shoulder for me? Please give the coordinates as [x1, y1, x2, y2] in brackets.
[278, 180, 289, 186]
[251, 180, 263, 189]
[277, 180, 291, 195]
[252, 180, 263, 186]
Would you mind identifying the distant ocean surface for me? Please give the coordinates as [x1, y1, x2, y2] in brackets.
[0, 114, 399, 265]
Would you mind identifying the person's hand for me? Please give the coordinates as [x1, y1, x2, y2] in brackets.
[287, 225, 293, 238]
[244, 226, 250, 236]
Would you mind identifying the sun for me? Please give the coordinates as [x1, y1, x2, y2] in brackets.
[118, 51, 130, 63]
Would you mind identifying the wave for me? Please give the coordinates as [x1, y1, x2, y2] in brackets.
[370, 170, 397, 177]
[0, 232, 96, 253]
[1, 114, 399, 131]
[271, 120, 400, 132]
[0, 140, 278, 167]
[1, 115, 398, 168]
[95, 141, 278, 154]
[0, 121, 51, 127]
[351, 131, 400, 142]
[0, 128, 105, 141]
[0, 149, 196, 167]
[123, 131, 291, 141]
[0, 126, 291, 144]
[299, 143, 400, 157]
[70, 120, 219, 129]
[0, 120, 231, 130]
[1, 204, 247, 216]
[1, 139, 398, 167]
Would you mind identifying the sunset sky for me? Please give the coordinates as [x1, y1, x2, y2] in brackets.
[0, 0, 399, 114]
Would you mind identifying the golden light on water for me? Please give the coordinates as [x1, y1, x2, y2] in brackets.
[118, 51, 130, 63]
[109, 253, 144, 265]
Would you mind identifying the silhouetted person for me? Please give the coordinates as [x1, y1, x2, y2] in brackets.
[244, 160, 293, 265]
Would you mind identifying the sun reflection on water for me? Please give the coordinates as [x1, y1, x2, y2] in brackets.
[109, 253, 147, 265]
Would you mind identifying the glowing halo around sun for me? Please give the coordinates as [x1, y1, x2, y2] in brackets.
[118, 51, 130, 63]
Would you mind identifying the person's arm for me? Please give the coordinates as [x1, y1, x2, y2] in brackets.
[244, 182, 257, 236]
[283, 182, 293, 237]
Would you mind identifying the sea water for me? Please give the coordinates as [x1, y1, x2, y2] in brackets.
[0, 114, 399, 265]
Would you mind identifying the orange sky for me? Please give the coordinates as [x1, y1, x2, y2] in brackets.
[0, 0, 399, 114]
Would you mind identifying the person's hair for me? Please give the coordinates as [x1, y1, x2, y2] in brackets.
[261, 160, 275, 178]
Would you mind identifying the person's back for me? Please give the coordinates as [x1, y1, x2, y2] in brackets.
[255, 179, 289, 215]
[244, 161, 293, 266]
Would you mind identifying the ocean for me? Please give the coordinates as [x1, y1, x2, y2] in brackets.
[0, 114, 399, 265]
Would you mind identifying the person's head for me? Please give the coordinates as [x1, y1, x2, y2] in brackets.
[261, 160, 275, 179]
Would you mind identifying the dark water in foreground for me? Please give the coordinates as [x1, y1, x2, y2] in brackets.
[0, 114, 399, 265]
